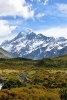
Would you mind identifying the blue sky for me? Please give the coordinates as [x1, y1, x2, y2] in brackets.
[0, 0, 67, 43]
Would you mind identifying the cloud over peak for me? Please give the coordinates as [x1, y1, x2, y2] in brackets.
[0, 0, 34, 19]
[35, 27, 67, 38]
[0, 20, 16, 37]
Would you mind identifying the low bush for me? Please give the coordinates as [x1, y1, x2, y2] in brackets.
[2, 79, 26, 89]
[60, 88, 67, 100]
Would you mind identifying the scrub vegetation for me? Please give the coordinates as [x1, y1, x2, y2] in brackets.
[0, 55, 67, 100]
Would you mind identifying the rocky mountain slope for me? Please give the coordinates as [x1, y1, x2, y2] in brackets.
[0, 48, 13, 58]
[1, 29, 67, 59]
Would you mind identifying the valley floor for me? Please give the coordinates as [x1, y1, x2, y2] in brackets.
[0, 56, 67, 100]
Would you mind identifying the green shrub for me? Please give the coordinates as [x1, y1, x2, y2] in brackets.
[2, 79, 26, 89]
[61, 88, 67, 100]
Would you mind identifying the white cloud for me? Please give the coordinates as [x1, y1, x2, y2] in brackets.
[0, 34, 17, 44]
[36, 13, 45, 18]
[54, 3, 67, 17]
[0, 20, 17, 37]
[56, 3, 67, 15]
[45, 3, 67, 17]
[0, 0, 34, 19]
[44, 0, 49, 5]
[35, 27, 67, 38]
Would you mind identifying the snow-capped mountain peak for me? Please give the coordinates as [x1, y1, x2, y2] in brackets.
[1, 29, 67, 59]
[20, 29, 32, 35]
[56, 37, 66, 42]
[15, 29, 36, 40]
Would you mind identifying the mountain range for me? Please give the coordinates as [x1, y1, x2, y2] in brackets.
[1, 29, 67, 59]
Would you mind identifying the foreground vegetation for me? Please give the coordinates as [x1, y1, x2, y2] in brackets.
[0, 55, 67, 100]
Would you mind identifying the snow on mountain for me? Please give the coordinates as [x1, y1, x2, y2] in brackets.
[1, 29, 67, 59]
[55, 37, 66, 42]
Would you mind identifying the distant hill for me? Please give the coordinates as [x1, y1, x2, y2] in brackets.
[0, 48, 13, 58]
[37, 55, 67, 68]
[0, 54, 67, 68]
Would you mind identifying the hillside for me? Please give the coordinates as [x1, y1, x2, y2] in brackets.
[0, 48, 13, 58]
[0, 55, 67, 69]
[37, 55, 67, 68]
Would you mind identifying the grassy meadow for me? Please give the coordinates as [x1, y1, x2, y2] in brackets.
[0, 55, 67, 100]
